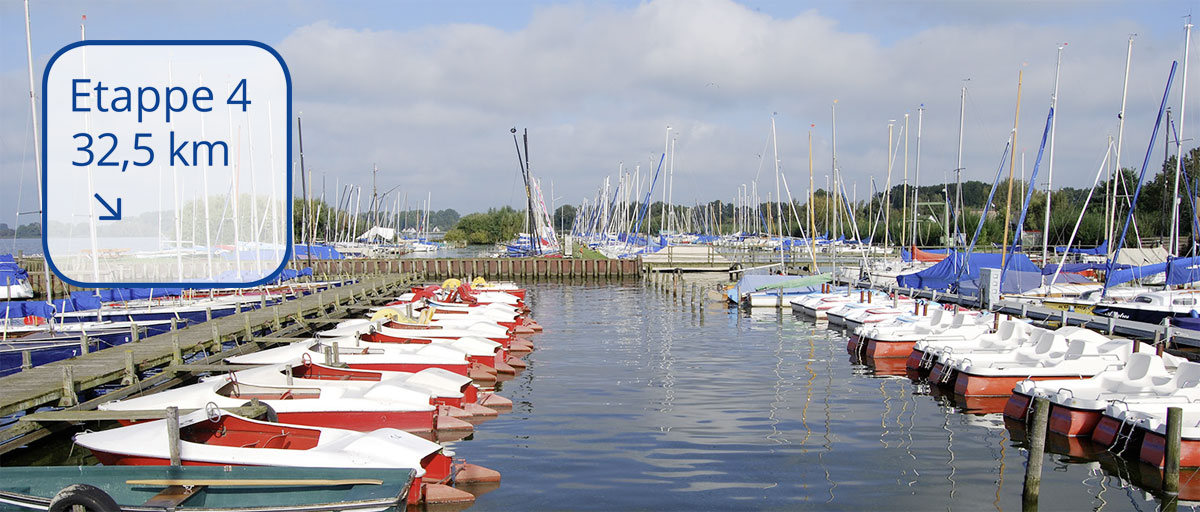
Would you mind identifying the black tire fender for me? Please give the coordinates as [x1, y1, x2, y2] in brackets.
[48, 484, 120, 512]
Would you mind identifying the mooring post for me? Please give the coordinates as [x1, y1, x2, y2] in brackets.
[79, 333, 89, 355]
[323, 345, 334, 366]
[171, 336, 183, 367]
[273, 305, 282, 331]
[243, 313, 253, 341]
[122, 349, 138, 385]
[59, 366, 77, 407]
[166, 406, 181, 466]
[21, 350, 32, 370]
[212, 319, 224, 352]
[332, 341, 341, 366]
[1166, 406, 1183, 496]
[205, 306, 213, 323]
[1022, 397, 1050, 509]
[285, 364, 294, 386]
[130, 323, 139, 343]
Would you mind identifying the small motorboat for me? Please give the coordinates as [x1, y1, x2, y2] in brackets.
[0, 465, 417, 511]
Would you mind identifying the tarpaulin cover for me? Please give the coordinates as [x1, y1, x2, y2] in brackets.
[1166, 256, 1200, 286]
[896, 251, 1041, 294]
[292, 244, 344, 260]
[2, 299, 78, 319]
[1107, 261, 1169, 287]
[0, 254, 29, 286]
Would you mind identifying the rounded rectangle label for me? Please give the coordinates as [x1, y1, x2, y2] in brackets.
[42, 41, 292, 287]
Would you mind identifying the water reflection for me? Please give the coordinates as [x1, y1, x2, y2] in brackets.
[455, 282, 1164, 511]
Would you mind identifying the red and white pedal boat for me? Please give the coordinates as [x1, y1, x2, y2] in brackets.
[1003, 352, 1196, 436]
[908, 320, 1035, 374]
[858, 310, 990, 359]
[75, 409, 494, 505]
[947, 328, 1137, 397]
[227, 357, 512, 412]
[228, 337, 499, 382]
[99, 363, 464, 433]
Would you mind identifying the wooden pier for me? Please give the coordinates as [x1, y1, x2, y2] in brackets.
[18, 257, 641, 297]
[296, 258, 640, 280]
[0, 273, 417, 455]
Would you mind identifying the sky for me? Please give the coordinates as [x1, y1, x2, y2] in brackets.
[2, 0, 1198, 227]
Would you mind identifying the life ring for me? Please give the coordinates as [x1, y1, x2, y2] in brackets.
[48, 484, 119, 512]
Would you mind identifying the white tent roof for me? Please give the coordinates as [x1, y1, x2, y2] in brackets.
[357, 226, 396, 241]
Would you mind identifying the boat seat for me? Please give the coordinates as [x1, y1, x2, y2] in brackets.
[262, 432, 290, 449]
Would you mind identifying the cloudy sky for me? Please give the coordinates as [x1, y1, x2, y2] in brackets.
[2, 0, 1197, 226]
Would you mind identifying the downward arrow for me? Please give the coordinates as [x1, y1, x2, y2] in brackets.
[94, 193, 122, 221]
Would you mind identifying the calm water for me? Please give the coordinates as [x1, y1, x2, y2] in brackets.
[457, 281, 1169, 511]
[10, 280, 1181, 510]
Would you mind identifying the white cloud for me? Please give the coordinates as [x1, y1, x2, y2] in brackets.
[3, 0, 1194, 227]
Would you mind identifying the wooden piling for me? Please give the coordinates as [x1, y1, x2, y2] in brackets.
[1022, 397, 1050, 509]
[59, 366, 76, 407]
[166, 406, 181, 466]
[1166, 406, 1183, 495]
[123, 349, 138, 385]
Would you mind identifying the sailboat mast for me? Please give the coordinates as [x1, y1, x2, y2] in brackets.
[832, 100, 840, 240]
[901, 113, 910, 249]
[1111, 35, 1135, 260]
[1043, 44, 1065, 266]
[1001, 70, 1024, 269]
[808, 129, 819, 273]
[771, 116, 783, 269]
[1171, 20, 1192, 257]
[885, 120, 894, 251]
[913, 106, 923, 249]
[297, 115, 312, 268]
[24, 0, 54, 302]
[955, 82, 967, 251]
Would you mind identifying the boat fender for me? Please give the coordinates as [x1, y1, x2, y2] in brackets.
[48, 484, 119, 512]
[241, 400, 279, 422]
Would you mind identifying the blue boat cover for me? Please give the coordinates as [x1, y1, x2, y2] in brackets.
[896, 251, 1042, 294]
[0, 254, 29, 286]
[1166, 256, 1200, 286]
[1107, 261, 1169, 287]
[292, 244, 344, 260]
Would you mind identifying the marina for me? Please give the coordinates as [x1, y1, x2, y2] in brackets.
[4, 0, 1200, 510]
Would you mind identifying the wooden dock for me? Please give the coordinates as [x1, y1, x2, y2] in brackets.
[0, 273, 416, 455]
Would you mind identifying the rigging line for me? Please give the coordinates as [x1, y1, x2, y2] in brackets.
[12, 111, 32, 253]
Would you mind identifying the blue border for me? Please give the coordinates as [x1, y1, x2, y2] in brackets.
[42, 40, 293, 289]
